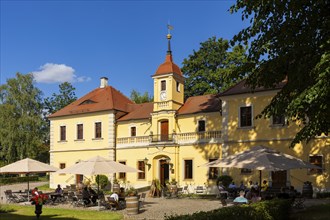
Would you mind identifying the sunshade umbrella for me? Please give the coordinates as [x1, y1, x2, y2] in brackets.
[56, 155, 142, 193]
[0, 158, 59, 201]
[200, 145, 321, 185]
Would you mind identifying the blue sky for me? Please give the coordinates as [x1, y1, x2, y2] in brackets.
[1, 0, 248, 99]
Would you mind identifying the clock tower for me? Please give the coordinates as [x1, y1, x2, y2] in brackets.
[152, 32, 184, 112]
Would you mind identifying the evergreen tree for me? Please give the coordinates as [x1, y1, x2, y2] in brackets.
[130, 89, 153, 104]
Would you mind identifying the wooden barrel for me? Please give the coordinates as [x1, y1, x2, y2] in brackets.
[112, 184, 120, 194]
[170, 185, 178, 197]
[302, 182, 313, 198]
[126, 196, 139, 215]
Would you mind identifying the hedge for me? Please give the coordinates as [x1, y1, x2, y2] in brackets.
[0, 176, 39, 185]
[164, 199, 292, 220]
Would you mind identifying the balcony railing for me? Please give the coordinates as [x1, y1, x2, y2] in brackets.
[116, 131, 221, 148]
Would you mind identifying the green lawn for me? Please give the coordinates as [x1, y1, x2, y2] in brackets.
[289, 203, 330, 220]
[0, 204, 123, 220]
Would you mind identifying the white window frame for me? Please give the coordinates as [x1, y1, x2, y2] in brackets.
[239, 105, 253, 128]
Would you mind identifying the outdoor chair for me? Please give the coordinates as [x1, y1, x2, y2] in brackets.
[4, 190, 24, 203]
[139, 192, 146, 208]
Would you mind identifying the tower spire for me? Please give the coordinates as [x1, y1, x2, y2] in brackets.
[167, 24, 173, 55]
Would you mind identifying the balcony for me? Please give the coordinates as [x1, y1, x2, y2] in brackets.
[116, 131, 222, 148]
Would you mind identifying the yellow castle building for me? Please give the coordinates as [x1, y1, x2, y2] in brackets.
[49, 34, 329, 193]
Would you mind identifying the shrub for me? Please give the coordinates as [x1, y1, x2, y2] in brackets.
[0, 176, 39, 185]
[164, 199, 292, 220]
[95, 175, 109, 189]
[316, 192, 330, 198]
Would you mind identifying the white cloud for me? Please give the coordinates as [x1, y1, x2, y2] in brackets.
[32, 63, 91, 83]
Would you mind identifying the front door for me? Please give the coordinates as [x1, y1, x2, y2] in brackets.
[160, 121, 169, 141]
[160, 159, 169, 187]
[76, 174, 83, 185]
[271, 171, 287, 188]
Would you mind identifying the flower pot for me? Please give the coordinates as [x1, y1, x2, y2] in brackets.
[35, 204, 43, 218]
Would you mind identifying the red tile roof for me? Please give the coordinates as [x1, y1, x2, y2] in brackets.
[118, 102, 154, 121]
[220, 79, 286, 97]
[48, 86, 134, 118]
[153, 54, 182, 76]
[177, 94, 221, 115]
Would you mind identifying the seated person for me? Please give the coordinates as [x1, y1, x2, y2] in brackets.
[228, 182, 237, 189]
[261, 180, 268, 192]
[239, 181, 246, 191]
[217, 181, 228, 206]
[51, 184, 63, 202]
[233, 190, 248, 204]
[88, 187, 98, 204]
[109, 192, 119, 210]
[82, 186, 91, 205]
[31, 187, 39, 196]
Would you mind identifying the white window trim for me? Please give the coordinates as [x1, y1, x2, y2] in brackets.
[94, 121, 102, 139]
[197, 119, 206, 132]
[76, 123, 84, 140]
[129, 124, 137, 137]
[182, 158, 194, 180]
[308, 154, 323, 175]
[238, 105, 253, 128]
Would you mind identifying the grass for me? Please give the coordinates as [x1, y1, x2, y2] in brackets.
[289, 203, 330, 220]
[0, 204, 123, 220]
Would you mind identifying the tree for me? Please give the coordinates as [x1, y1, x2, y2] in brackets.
[0, 73, 45, 163]
[43, 82, 77, 148]
[44, 82, 77, 115]
[130, 89, 153, 104]
[230, 0, 330, 147]
[181, 37, 248, 98]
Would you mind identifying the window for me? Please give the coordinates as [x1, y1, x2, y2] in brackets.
[119, 161, 126, 179]
[208, 159, 218, 179]
[240, 168, 252, 175]
[59, 163, 66, 175]
[176, 81, 180, 92]
[161, 80, 166, 91]
[95, 122, 102, 138]
[272, 115, 285, 126]
[308, 155, 323, 175]
[59, 163, 66, 169]
[77, 124, 83, 140]
[198, 120, 206, 132]
[184, 160, 193, 179]
[137, 161, 145, 179]
[240, 106, 252, 127]
[131, 127, 136, 137]
[60, 126, 66, 141]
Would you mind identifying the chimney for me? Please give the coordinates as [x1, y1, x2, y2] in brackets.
[100, 77, 108, 88]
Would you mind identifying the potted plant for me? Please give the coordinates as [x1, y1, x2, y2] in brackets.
[125, 187, 139, 215]
[169, 178, 178, 197]
[31, 193, 48, 218]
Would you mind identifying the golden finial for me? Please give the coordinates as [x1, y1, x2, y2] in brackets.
[167, 24, 173, 54]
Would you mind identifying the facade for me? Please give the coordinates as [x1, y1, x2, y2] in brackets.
[49, 35, 329, 193]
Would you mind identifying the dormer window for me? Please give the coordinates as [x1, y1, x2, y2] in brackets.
[79, 99, 96, 105]
[161, 80, 166, 91]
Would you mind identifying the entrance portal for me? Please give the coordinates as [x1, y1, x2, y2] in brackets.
[160, 159, 169, 187]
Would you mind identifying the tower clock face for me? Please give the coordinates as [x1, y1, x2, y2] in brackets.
[160, 91, 167, 101]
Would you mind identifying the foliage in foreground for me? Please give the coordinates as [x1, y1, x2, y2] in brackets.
[289, 203, 330, 220]
[230, 0, 329, 147]
[165, 199, 292, 220]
